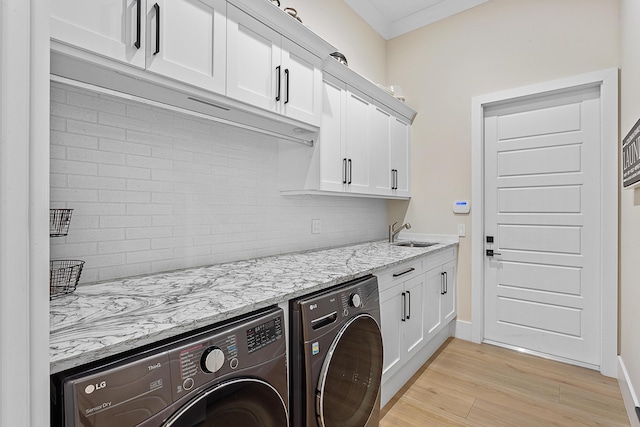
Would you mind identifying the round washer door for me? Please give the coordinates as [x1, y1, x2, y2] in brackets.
[316, 314, 383, 427]
[163, 378, 288, 427]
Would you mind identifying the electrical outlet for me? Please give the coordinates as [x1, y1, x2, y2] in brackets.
[312, 219, 321, 234]
[457, 224, 466, 237]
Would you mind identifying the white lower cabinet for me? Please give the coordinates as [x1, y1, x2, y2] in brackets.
[380, 263, 425, 380]
[379, 247, 458, 407]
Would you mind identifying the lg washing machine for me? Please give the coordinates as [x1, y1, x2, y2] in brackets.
[290, 275, 383, 427]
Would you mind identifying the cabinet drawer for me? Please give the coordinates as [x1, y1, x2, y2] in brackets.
[377, 258, 424, 292]
[425, 247, 457, 271]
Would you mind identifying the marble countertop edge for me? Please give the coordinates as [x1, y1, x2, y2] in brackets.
[50, 238, 458, 374]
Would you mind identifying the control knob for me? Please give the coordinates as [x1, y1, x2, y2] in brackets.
[350, 293, 362, 308]
[201, 347, 225, 373]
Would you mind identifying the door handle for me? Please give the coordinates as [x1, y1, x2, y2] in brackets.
[486, 249, 502, 257]
[441, 272, 445, 295]
[134, 0, 141, 49]
[153, 3, 160, 55]
[284, 68, 290, 104]
[392, 267, 415, 278]
[275, 66, 281, 102]
[342, 158, 347, 184]
[348, 159, 352, 184]
[401, 292, 406, 322]
[444, 271, 448, 294]
[406, 290, 411, 320]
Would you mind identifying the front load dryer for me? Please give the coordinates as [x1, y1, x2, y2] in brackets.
[51, 306, 288, 426]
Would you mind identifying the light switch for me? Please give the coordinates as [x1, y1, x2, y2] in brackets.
[312, 219, 321, 234]
[457, 224, 466, 237]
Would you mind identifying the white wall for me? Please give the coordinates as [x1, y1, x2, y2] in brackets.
[280, 0, 387, 85]
[386, 0, 620, 322]
[620, 0, 640, 421]
[50, 82, 387, 284]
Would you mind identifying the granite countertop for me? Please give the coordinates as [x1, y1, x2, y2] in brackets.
[50, 237, 458, 374]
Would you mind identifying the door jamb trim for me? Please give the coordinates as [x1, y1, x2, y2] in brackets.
[470, 68, 619, 377]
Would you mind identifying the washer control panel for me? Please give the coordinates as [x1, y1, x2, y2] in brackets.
[299, 276, 379, 342]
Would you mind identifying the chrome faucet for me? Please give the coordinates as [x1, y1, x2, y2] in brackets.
[389, 222, 411, 243]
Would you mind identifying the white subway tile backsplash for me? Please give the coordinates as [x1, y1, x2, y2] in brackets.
[126, 248, 173, 264]
[50, 82, 387, 285]
[98, 239, 150, 254]
[67, 146, 126, 165]
[68, 175, 126, 190]
[66, 90, 125, 116]
[99, 139, 151, 156]
[51, 102, 98, 123]
[67, 119, 126, 140]
[125, 226, 173, 240]
[65, 228, 125, 243]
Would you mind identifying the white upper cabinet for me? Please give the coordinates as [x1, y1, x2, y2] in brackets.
[51, 0, 226, 94]
[344, 90, 372, 193]
[51, 0, 146, 68]
[145, 0, 227, 94]
[226, 5, 280, 111]
[390, 118, 411, 198]
[226, 5, 322, 127]
[370, 105, 393, 195]
[279, 58, 416, 199]
[317, 78, 347, 193]
[280, 38, 323, 126]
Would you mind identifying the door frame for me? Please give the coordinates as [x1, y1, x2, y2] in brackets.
[470, 68, 619, 377]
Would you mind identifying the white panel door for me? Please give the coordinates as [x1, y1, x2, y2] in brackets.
[370, 105, 392, 195]
[424, 267, 443, 341]
[380, 284, 403, 380]
[226, 5, 280, 112]
[318, 79, 347, 192]
[403, 274, 426, 360]
[280, 38, 322, 127]
[390, 118, 411, 197]
[345, 90, 371, 193]
[442, 260, 456, 324]
[483, 86, 602, 367]
[145, 0, 226, 94]
[51, 0, 146, 68]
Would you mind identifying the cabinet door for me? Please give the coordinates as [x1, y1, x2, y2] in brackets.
[145, 0, 226, 94]
[318, 79, 347, 192]
[345, 90, 371, 193]
[226, 5, 280, 112]
[280, 38, 323, 127]
[403, 275, 426, 360]
[51, 0, 146, 68]
[424, 267, 443, 341]
[380, 284, 404, 380]
[442, 260, 457, 324]
[390, 118, 411, 197]
[370, 105, 392, 195]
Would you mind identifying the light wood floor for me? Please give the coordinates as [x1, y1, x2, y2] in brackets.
[380, 338, 630, 426]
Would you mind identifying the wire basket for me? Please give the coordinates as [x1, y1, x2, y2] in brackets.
[50, 260, 84, 299]
[50, 209, 74, 237]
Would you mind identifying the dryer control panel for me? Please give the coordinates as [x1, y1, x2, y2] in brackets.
[54, 308, 285, 427]
[168, 311, 283, 402]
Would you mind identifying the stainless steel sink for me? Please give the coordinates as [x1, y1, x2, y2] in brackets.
[392, 241, 438, 248]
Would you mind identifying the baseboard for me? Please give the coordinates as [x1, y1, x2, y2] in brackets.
[618, 356, 640, 427]
[454, 319, 472, 341]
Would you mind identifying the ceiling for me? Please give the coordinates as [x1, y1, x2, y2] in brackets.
[344, 0, 490, 40]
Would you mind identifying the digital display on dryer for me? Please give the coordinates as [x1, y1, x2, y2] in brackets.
[246, 316, 282, 354]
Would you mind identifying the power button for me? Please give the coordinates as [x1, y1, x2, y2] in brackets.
[183, 377, 195, 391]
